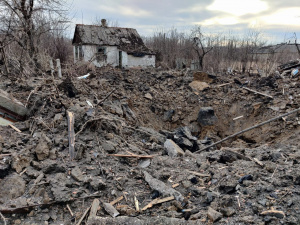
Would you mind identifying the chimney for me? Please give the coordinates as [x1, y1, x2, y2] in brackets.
[101, 19, 108, 27]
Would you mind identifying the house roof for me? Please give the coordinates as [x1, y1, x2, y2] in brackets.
[72, 24, 154, 55]
[253, 43, 300, 54]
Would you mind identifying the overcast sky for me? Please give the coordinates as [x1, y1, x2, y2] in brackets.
[68, 0, 300, 44]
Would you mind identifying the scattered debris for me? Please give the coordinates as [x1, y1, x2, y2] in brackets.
[89, 199, 100, 219]
[242, 87, 273, 99]
[103, 203, 120, 218]
[261, 207, 285, 218]
[0, 67, 300, 224]
[142, 196, 174, 211]
[197, 107, 217, 126]
[164, 139, 185, 157]
[278, 59, 300, 73]
[143, 171, 184, 201]
[207, 207, 223, 222]
[0, 89, 27, 125]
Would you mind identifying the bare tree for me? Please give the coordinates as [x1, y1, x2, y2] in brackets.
[190, 26, 213, 70]
[293, 33, 300, 57]
[0, 0, 69, 72]
[144, 27, 193, 69]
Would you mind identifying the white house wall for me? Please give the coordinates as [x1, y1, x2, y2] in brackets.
[74, 45, 155, 68]
[73, 46, 77, 63]
[105, 46, 119, 67]
[126, 54, 155, 68]
[84, 45, 119, 67]
[82, 45, 95, 63]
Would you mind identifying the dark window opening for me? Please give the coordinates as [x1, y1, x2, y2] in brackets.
[75, 46, 78, 60]
[97, 46, 106, 54]
[75, 45, 84, 60]
[96, 46, 107, 62]
[79, 45, 84, 59]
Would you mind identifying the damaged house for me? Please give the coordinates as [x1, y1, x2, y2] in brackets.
[253, 43, 300, 62]
[72, 21, 155, 68]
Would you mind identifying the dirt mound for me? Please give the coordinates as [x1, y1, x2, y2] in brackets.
[0, 67, 300, 224]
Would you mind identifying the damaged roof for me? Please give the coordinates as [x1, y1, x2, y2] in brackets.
[72, 24, 155, 55]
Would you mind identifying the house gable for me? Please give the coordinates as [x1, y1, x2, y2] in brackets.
[72, 24, 156, 68]
[72, 24, 154, 55]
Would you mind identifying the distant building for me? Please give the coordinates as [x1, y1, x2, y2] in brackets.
[253, 43, 300, 63]
[72, 21, 155, 68]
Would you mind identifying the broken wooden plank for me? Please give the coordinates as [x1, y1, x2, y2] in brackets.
[28, 173, 44, 194]
[261, 207, 285, 218]
[242, 87, 273, 99]
[0, 154, 11, 159]
[110, 196, 124, 206]
[172, 183, 180, 188]
[187, 170, 211, 177]
[134, 195, 140, 212]
[217, 82, 232, 87]
[233, 115, 243, 121]
[66, 204, 74, 217]
[67, 111, 75, 160]
[0, 212, 7, 225]
[253, 157, 264, 167]
[19, 168, 27, 176]
[89, 199, 100, 219]
[142, 196, 175, 211]
[8, 124, 21, 133]
[0, 193, 103, 214]
[97, 88, 117, 106]
[108, 154, 154, 159]
[76, 206, 91, 225]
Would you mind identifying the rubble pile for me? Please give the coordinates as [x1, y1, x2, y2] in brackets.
[0, 67, 300, 224]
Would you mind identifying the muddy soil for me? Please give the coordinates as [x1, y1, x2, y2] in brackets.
[0, 67, 300, 225]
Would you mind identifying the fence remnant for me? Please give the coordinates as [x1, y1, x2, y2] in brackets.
[56, 59, 62, 78]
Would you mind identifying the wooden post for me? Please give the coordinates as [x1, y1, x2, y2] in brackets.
[56, 59, 62, 78]
[67, 111, 75, 160]
[49, 59, 54, 76]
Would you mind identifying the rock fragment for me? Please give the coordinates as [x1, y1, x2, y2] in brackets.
[71, 166, 84, 182]
[102, 141, 116, 153]
[207, 207, 223, 222]
[220, 207, 235, 217]
[164, 139, 185, 157]
[35, 138, 50, 161]
[144, 93, 153, 100]
[163, 109, 175, 122]
[189, 81, 210, 92]
[197, 107, 217, 126]
[89, 177, 106, 191]
[0, 173, 26, 202]
[12, 154, 31, 173]
[143, 171, 183, 201]
[103, 203, 120, 218]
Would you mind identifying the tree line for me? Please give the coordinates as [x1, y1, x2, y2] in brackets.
[0, 1, 298, 77]
[0, 0, 72, 76]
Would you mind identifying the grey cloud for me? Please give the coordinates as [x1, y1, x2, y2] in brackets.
[67, 0, 300, 42]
